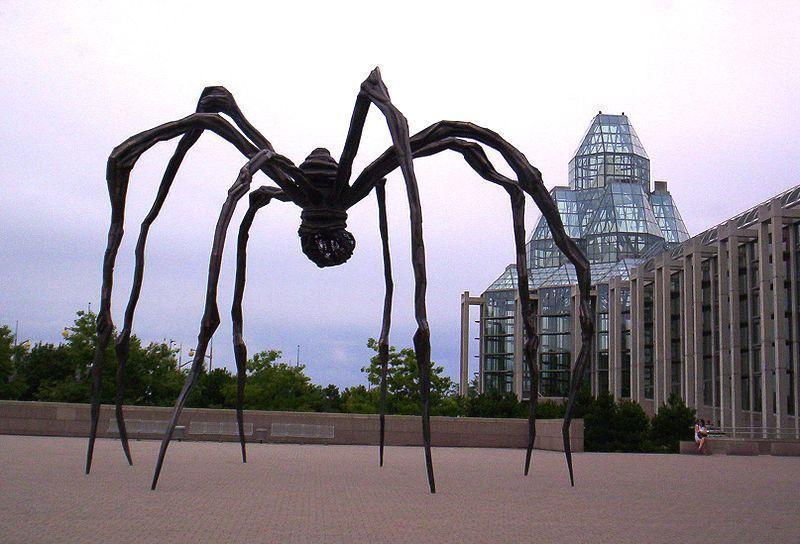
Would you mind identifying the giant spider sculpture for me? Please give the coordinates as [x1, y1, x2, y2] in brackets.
[85, 68, 593, 493]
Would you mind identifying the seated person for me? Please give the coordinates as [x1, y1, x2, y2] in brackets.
[695, 419, 710, 454]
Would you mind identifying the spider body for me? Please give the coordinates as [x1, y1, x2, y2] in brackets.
[85, 68, 594, 496]
[297, 148, 356, 267]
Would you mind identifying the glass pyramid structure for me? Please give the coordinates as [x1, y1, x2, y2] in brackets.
[480, 113, 690, 397]
[520, 113, 688, 289]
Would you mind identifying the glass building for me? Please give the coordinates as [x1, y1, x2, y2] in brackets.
[458, 114, 800, 437]
[459, 112, 690, 401]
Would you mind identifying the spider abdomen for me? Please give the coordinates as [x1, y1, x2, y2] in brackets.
[297, 148, 355, 267]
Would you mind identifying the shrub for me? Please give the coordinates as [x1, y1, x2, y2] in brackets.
[649, 393, 695, 452]
[613, 400, 650, 452]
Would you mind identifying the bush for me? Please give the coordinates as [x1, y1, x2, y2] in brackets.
[583, 393, 650, 452]
[613, 400, 650, 452]
[584, 392, 617, 451]
[649, 393, 695, 452]
[466, 391, 524, 418]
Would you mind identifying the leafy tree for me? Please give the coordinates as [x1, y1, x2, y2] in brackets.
[236, 350, 324, 411]
[0, 326, 14, 398]
[188, 367, 235, 409]
[360, 338, 456, 415]
[340, 384, 378, 414]
[315, 384, 343, 413]
[0, 325, 26, 399]
[4, 311, 184, 406]
[649, 393, 695, 452]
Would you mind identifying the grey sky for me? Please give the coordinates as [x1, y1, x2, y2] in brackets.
[1, 1, 799, 388]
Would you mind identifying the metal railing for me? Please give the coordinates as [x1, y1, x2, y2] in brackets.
[705, 426, 800, 440]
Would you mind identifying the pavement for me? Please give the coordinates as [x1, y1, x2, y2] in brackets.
[1, 434, 798, 543]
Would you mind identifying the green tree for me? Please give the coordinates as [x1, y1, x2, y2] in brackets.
[360, 338, 457, 416]
[236, 350, 324, 411]
[7, 310, 184, 406]
[187, 367, 235, 409]
[0, 325, 26, 399]
[340, 384, 378, 414]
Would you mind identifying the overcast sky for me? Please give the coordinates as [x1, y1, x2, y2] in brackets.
[1, 1, 798, 389]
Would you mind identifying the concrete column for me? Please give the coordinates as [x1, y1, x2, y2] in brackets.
[460, 292, 485, 396]
[655, 259, 673, 409]
[716, 235, 731, 429]
[571, 285, 583, 395]
[609, 278, 620, 399]
[681, 244, 703, 408]
[789, 224, 800, 438]
[725, 223, 749, 434]
[688, 247, 704, 410]
[768, 205, 790, 432]
[630, 274, 641, 403]
[633, 273, 650, 403]
[757, 218, 775, 435]
[709, 257, 719, 425]
[745, 242, 756, 429]
[653, 265, 663, 408]
[460, 292, 471, 397]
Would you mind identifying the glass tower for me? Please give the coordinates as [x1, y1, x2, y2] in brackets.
[481, 112, 689, 397]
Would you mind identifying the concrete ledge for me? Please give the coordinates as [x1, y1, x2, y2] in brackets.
[680, 438, 800, 456]
[770, 442, 800, 456]
[679, 441, 704, 454]
[0, 400, 583, 452]
[726, 441, 760, 456]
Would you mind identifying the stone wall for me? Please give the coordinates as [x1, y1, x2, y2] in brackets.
[0, 400, 583, 452]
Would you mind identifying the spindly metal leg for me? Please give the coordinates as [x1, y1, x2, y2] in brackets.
[113, 129, 202, 467]
[151, 150, 280, 490]
[507, 188, 540, 475]
[375, 179, 393, 466]
[231, 186, 287, 463]
[111, 85, 274, 464]
[338, 68, 436, 491]
[352, 120, 594, 485]
[85, 112, 267, 475]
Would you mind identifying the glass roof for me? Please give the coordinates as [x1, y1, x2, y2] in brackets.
[584, 182, 663, 238]
[572, 114, 649, 159]
[650, 191, 690, 243]
[568, 113, 650, 192]
[484, 112, 691, 296]
[486, 264, 518, 291]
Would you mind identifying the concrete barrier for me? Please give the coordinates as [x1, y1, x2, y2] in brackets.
[770, 442, 800, 456]
[680, 438, 800, 456]
[726, 441, 760, 456]
[679, 441, 704, 454]
[0, 400, 583, 452]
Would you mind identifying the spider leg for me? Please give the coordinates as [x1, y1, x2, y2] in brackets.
[231, 186, 289, 463]
[112, 130, 201, 467]
[342, 68, 435, 492]
[110, 86, 275, 466]
[353, 126, 593, 485]
[86, 112, 267, 475]
[374, 179, 393, 467]
[151, 149, 289, 490]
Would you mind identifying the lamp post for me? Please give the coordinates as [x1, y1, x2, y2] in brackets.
[188, 338, 213, 371]
[168, 340, 184, 369]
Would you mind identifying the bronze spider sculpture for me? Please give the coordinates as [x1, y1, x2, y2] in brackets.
[85, 68, 594, 493]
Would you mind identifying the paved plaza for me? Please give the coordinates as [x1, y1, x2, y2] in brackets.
[1, 435, 798, 543]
